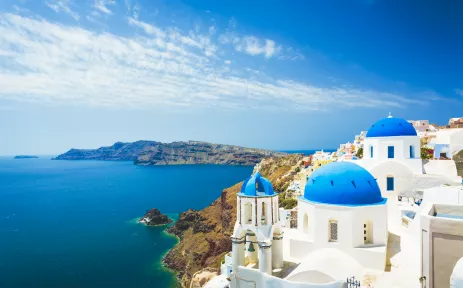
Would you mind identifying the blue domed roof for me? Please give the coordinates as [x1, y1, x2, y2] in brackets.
[239, 172, 276, 197]
[303, 162, 385, 206]
[366, 116, 417, 138]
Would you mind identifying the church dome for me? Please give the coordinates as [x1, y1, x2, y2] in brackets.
[240, 172, 276, 197]
[303, 162, 384, 206]
[366, 116, 417, 138]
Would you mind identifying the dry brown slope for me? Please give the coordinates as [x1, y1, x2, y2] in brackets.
[162, 154, 304, 287]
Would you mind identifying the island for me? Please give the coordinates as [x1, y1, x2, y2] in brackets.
[14, 155, 38, 159]
[138, 208, 173, 226]
[53, 140, 286, 166]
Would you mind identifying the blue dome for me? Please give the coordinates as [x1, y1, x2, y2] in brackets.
[240, 172, 276, 197]
[366, 116, 417, 138]
[303, 162, 385, 206]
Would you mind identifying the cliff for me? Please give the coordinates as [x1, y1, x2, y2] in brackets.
[54, 140, 285, 166]
[162, 154, 304, 287]
[53, 140, 158, 161]
[453, 149, 463, 177]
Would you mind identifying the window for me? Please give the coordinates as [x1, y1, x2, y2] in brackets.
[303, 213, 309, 234]
[388, 146, 395, 158]
[410, 145, 415, 158]
[387, 176, 394, 191]
[244, 203, 252, 224]
[370, 146, 374, 158]
[261, 202, 267, 225]
[329, 220, 338, 242]
[364, 222, 372, 244]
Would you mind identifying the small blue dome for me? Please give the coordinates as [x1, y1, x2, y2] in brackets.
[240, 172, 276, 197]
[303, 162, 385, 206]
[366, 116, 417, 138]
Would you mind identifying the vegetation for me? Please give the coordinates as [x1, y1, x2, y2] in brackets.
[355, 147, 363, 159]
[280, 198, 298, 209]
[421, 147, 434, 159]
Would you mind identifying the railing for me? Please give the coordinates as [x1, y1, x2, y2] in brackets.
[346, 276, 361, 288]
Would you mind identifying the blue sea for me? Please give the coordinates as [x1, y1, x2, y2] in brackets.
[0, 157, 253, 288]
[281, 149, 336, 155]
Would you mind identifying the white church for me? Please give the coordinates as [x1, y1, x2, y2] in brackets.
[206, 115, 463, 288]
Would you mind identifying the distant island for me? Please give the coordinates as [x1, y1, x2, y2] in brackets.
[14, 155, 38, 159]
[53, 140, 286, 166]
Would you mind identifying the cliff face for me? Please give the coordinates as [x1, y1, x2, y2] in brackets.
[53, 140, 158, 161]
[54, 140, 285, 166]
[162, 154, 304, 287]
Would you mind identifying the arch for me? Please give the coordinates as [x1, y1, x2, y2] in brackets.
[387, 175, 394, 191]
[261, 202, 267, 225]
[328, 220, 338, 242]
[303, 213, 309, 234]
[364, 221, 373, 244]
[243, 202, 253, 224]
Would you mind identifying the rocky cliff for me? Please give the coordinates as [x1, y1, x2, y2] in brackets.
[138, 208, 173, 226]
[54, 140, 285, 166]
[162, 154, 304, 287]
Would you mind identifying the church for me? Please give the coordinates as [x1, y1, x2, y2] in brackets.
[208, 115, 463, 288]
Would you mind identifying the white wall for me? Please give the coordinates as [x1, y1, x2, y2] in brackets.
[293, 199, 388, 271]
[423, 160, 460, 181]
[230, 267, 343, 288]
[362, 135, 422, 174]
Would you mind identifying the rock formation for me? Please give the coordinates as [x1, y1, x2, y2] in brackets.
[138, 208, 173, 226]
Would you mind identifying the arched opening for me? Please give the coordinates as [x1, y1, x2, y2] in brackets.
[364, 221, 373, 244]
[243, 202, 252, 224]
[410, 145, 415, 158]
[328, 220, 338, 242]
[303, 213, 309, 234]
[261, 202, 267, 225]
[387, 175, 394, 191]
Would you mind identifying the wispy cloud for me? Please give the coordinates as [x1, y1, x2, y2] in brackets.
[455, 89, 463, 97]
[93, 0, 114, 15]
[0, 13, 426, 111]
[219, 34, 282, 59]
[45, 0, 79, 20]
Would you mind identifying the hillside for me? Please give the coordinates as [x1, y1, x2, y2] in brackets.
[54, 140, 286, 166]
[162, 154, 304, 287]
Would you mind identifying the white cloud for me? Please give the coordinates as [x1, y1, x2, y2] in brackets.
[45, 0, 79, 20]
[224, 60, 231, 65]
[93, 0, 114, 15]
[0, 13, 425, 112]
[455, 89, 463, 97]
[219, 34, 282, 59]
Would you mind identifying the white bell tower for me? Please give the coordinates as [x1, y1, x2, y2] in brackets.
[231, 172, 283, 275]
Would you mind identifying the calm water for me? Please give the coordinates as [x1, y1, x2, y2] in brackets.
[0, 157, 252, 288]
[281, 149, 336, 155]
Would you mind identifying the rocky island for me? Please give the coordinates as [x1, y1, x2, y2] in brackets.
[138, 208, 173, 226]
[53, 140, 286, 166]
[14, 155, 38, 159]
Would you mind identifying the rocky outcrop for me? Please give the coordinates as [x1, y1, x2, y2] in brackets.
[162, 154, 304, 287]
[138, 208, 173, 226]
[54, 140, 285, 166]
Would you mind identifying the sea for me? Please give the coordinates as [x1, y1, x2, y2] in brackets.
[0, 157, 253, 288]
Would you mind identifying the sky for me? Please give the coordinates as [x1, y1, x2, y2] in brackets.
[0, 0, 462, 155]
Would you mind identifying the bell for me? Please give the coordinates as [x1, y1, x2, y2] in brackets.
[247, 242, 255, 252]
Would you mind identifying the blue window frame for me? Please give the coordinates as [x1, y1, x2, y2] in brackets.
[388, 146, 394, 159]
[370, 146, 374, 158]
[387, 177, 394, 191]
[410, 145, 415, 158]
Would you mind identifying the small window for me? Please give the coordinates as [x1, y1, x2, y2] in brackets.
[410, 145, 415, 158]
[329, 220, 338, 242]
[388, 146, 394, 158]
[370, 146, 374, 158]
[387, 176, 394, 191]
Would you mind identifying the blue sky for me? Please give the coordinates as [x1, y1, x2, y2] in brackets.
[0, 0, 462, 155]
